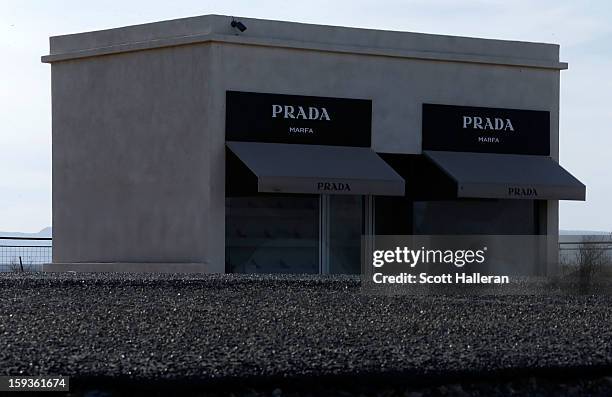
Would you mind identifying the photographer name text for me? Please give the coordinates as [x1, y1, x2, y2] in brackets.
[372, 272, 509, 284]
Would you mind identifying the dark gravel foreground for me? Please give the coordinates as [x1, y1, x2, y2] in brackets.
[1, 273, 612, 396]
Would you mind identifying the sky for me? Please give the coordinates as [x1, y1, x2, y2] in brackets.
[1, 0, 611, 233]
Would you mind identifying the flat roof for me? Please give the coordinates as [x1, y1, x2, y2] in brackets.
[42, 14, 567, 70]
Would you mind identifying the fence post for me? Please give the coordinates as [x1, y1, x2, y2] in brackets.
[19, 256, 23, 272]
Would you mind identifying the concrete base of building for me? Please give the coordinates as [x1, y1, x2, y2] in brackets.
[43, 262, 211, 273]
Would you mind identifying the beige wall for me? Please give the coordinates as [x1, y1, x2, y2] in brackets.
[51, 44, 216, 269]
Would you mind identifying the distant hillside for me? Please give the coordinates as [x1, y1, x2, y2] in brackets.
[560, 230, 611, 236]
[1, 227, 610, 239]
[0, 227, 52, 239]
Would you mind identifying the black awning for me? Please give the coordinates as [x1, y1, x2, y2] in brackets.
[226, 141, 405, 196]
[424, 150, 586, 200]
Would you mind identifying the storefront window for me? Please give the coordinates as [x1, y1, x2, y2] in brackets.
[226, 195, 319, 273]
[226, 194, 369, 274]
[227, 196, 538, 274]
[413, 199, 538, 235]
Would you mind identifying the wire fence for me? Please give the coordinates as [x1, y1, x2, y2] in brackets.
[558, 238, 612, 279]
[0, 236, 610, 273]
[559, 240, 612, 254]
[0, 237, 52, 272]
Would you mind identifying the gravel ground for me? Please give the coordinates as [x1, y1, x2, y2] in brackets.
[1, 273, 612, 396]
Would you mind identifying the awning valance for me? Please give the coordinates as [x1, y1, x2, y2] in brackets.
[226, 141, 405, 196]
[424, 150, 586, 200]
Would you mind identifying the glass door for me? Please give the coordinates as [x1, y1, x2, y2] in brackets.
[321, 195, 370, 274]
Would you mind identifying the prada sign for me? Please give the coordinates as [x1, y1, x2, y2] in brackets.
[422, 104, 550, 155]
[317, 181, 351, 192]
[458, 183, 561, 200]
[272, 104, 331, 121]
[226, 91, 372, 147]
[508, 187, 538, 198]
[258, 177, 394, 196]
